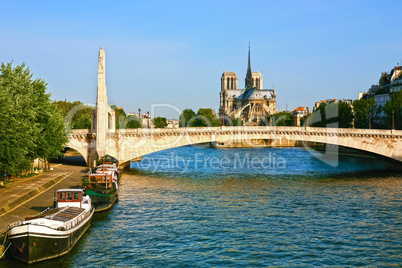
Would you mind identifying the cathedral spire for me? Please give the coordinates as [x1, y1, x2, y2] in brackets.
[245, 43, 253, 90]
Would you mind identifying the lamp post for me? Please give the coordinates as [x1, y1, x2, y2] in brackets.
[147, 111, 150, 128]
[392, 109, 395, 130]
[351, 105, 355, 129]
[138, 108, 141, 129]
[369, 112, 371, 129]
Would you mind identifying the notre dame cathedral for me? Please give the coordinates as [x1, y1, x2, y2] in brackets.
[219, 47, 276, 125]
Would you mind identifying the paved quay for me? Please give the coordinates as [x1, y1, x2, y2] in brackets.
[0, 156, 88, 244]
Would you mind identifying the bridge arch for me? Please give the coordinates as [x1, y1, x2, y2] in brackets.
[68, 126, 402, 168]
[113, 127, 402, 166]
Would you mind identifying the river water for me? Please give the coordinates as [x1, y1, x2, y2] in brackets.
[5, 146, 402, 267]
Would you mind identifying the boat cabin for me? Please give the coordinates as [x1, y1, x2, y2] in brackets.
[88, 173, 113, 188]
[57, 189, 84, 202]
[56, 189, 86, 208]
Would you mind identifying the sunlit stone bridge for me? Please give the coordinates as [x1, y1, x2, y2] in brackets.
[66, 47, 402, 168]
[67, 126, 402, 168]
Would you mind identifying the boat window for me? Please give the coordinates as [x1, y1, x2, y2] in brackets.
[66, 192, 73, 200]
[58, 192, 66, 201]
[74, 192, 80, 201]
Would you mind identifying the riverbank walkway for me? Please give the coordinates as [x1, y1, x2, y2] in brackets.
[0, 156, 88, 244]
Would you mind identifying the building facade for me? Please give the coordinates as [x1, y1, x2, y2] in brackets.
[219, 47, 276, 126]
[372, 65, 402, 107]
[293, 106, 310, 126]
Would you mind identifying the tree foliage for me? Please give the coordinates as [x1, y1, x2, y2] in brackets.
[232, 118, 243, 126]
[153, 117, 168, 128]
[179, 109, 196, 127]
[260, 112, 293, 126]
[384, 91, 402, 129]
[304, 102, 353, 128]
[0, 62, 67, 176]
[353, 98, 377, 129]
[379, 73, 390, 87]
[126, 115, 141, 129]
[191, 108, 221, 127]
[114, 107, 127, 129]
[179, 108, 220, 127]
[53, 100, 94, 129]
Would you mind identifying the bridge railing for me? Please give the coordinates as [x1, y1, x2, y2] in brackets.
[70, 126, 402, 137]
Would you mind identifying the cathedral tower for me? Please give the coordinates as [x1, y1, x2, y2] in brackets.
[245, 45, 253, 90]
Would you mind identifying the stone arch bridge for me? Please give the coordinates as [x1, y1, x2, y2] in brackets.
[67, 126, 402, 168]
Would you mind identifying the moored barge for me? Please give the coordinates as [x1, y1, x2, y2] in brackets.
[6, 189, 94, 264]
[86, 172, 118, 212]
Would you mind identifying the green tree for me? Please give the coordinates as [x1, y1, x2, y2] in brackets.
[0, 63, 40, 177]
[300, 114, 309, 126]
[191, 108, 221, 127]
[232, 118, 243, 126]
[36, 103, 68, 170]
[0, 62, 67, 176]
[114, 107, 127, 129]
[153, 117, 168, 128]
[126, 115, 141, 129]
[384, 91, 402, 129]
[261, 112, 293, 126]
[308, 102, 353, 128]
[179, 109, 196, 127]
[337, 101, 354, 128]
[353, 98, 376, 129]
[53, 100, 94, 130]
[72, 114, 92, 129]
[379, 72, 390, 87]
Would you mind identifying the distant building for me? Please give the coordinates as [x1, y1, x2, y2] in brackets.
[371, 64, 402, 107]
[127, 112, 151, 128]
[313, 99, 336, 111]
[368, 85, 379, 97]
[313, 98, 353, 112]
[358, 91, 370, 100]
[219, 46, 276, 125]
[292, 106, 310, 126]
[374, 93, 390, 107]
[167, 119, 179, 128]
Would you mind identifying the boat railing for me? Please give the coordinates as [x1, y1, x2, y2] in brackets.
[18, 209, 91, 232]
[57, 209, 92, 231]
[33, 207, 52, 218]
[6, 221, 21, 230]
[8, 208, 92, 232]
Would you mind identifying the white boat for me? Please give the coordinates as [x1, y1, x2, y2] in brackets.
[6, 189, 94, 264]
[95, 163, 121, 182]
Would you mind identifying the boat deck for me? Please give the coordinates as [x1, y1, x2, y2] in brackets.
[26, 207, 86, 223]
[48, 207, 85, 222]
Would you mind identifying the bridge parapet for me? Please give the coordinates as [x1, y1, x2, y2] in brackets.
[67, 126, 402, 166]
[115, 126, 402, 138]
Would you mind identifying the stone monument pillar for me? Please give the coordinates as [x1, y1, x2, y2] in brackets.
[96, 47, 107, 158]
[93, 46, 114, 160]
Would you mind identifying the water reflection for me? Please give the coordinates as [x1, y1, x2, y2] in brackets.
[2, 147, 400, 267]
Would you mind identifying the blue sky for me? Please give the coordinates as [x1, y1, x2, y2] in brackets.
[1, 0, 401, 118]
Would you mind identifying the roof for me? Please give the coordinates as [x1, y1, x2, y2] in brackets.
[222, 71, 237, 77]
[227, 89, 243, 99]
[237, 88, 275, 100]
[294, 107, 306, 111]
[89, 173, 107, 177]
[57, 189, 83, 192]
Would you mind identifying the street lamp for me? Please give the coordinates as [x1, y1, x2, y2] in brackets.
[147, 111, 150, 128]
[369, 112, 371, 129]
[392, 109, 395, 130]
[221, 110, 224, 126]
[138, 108, 141, 129]
[351, 105, 355, 129]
